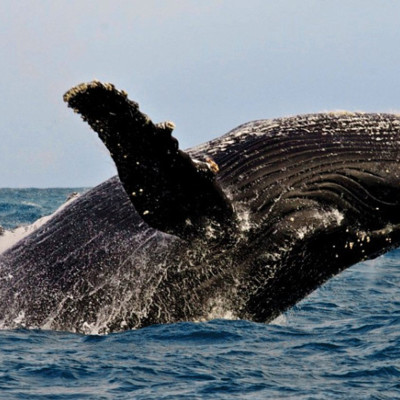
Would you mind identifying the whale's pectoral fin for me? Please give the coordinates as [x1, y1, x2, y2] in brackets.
[64, 81, 234, 239]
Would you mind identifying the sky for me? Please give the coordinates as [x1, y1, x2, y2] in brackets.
[2, 1, 400, 187]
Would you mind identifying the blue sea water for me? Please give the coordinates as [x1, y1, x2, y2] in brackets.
[0, 189, 399, 399]
[0, 188, 88, 230]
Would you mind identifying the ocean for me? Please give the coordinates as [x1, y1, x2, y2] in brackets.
[0, 188, 399, 399]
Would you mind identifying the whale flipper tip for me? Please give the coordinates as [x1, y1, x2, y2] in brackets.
[64, 81, 235, 239]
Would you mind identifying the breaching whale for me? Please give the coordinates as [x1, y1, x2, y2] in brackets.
[1, 81, 400, 334]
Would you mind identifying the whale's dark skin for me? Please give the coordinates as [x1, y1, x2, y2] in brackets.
[1, 81, 400, 333]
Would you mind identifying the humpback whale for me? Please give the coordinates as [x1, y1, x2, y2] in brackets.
[1, 81, 400, 334]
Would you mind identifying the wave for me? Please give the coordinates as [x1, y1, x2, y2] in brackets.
[0, 192, 81, 254]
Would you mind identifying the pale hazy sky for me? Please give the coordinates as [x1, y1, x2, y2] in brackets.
[2, 1, 400, 187]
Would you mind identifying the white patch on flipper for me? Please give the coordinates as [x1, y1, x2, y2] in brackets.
[0, 193, 81, 255]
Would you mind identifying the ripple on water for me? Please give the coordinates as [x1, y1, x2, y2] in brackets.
[1, 190, 400, 398]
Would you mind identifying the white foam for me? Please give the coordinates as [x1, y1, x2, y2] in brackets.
[196, 296, 239, 322]
[270, 314, 288, 326]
